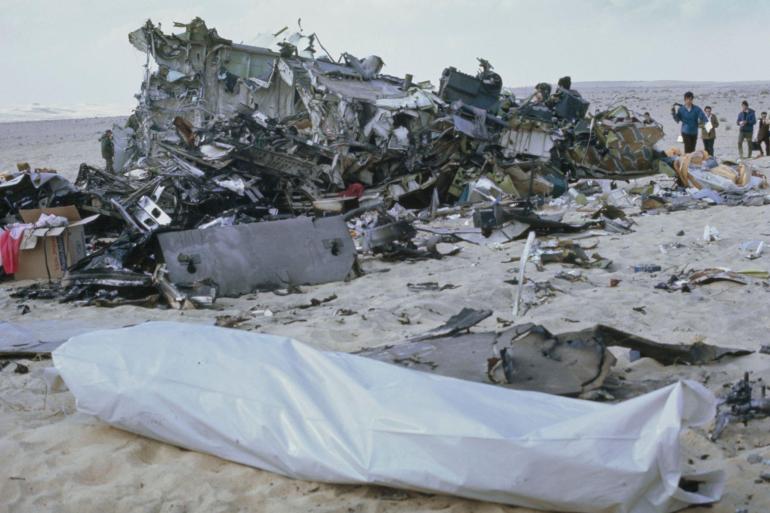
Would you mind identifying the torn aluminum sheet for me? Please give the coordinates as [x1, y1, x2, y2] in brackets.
[0, 319, 130, 357]
[133, 195, 172, 231]
[62, 269, 153, 289]
[567, 106, 666, 179]
[586, 324, 752, 365]
[157, 215, 355, 296]
[360, 322, 613, 397]
[500, 123, 555, 158]
[54, 321, 724, 513]
[375, 88, 440, 111]
[452, 107, 490, 140]
[111, 125, 136, 173]
[200, 143, 234, 161]
[408, 307, 491, 341]
[360, 321, 751, 395]
[213, 177, 246, 195]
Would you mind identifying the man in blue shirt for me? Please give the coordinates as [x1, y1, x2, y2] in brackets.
[737, 100, 756, 159]
[671, 91, 707, 153]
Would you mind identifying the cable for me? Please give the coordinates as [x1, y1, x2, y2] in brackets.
[42, 228, 52, 283]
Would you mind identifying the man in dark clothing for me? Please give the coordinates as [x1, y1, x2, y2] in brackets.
[531, 82, 552, 104]
[737, 100, 756, 159]
[556, 76, 582, 97]
[100, 130, 115, 172]
[546, 75, 587, 121]
[757, 112, 770, 156]
[700, 105, 719, 157]
[671, 91, 707, 153]
[643, 112, 654, 125]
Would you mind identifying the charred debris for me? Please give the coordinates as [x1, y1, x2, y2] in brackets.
[1, 17, 671, 307]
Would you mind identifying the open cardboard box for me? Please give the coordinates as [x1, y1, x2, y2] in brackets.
[14, 206, 98, 281]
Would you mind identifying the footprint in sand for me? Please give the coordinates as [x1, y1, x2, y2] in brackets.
[72, 458, 118, 486]
[132, 439, 165, 465]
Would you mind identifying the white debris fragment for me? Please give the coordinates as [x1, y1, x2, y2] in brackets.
[703, 225, 720, 242]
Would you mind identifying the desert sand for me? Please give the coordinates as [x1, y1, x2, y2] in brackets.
[1, 83, 770, 513]
[0, 116, 126, 180]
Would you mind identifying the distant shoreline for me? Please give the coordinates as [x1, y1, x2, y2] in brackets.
[3, 78, 770, 123]
[0, 115, 127, 126]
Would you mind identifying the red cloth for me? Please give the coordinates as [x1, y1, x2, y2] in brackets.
[341, 183, 365, 198]
[0, 228, 22, 274]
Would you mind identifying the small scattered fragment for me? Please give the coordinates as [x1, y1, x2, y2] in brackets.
[656, 268, 749, 291]
[409, 307, 492, 341]
[739, 240, 764, 260]
[711, 373, 770, 440]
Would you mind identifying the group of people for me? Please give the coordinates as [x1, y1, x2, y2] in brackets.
[671, 91, 770, 159]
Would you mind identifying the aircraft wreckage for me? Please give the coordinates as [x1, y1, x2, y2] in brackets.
[2, 17, 670, 305]
[116, 17, 668, 213]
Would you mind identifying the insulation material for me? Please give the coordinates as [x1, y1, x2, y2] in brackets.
[54, 322, 724, 513]
[674, 153, 765, 192]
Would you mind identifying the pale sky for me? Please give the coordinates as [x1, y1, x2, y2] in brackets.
[1, 0, 768, 111]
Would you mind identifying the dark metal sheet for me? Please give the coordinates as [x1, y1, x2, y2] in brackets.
[0, 320, 131, 357]
[158, 216, 355, 296]
[358, 324, 613, 396]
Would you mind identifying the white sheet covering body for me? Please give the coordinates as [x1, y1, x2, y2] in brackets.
[53, 322, 724, 513]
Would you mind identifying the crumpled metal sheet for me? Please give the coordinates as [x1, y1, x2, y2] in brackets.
[567, 107, 666, 178]
[111, 124, 136, 173]
[359, 321, 751, 395]
[359, 322, 614, 396]
[0, 319, 131, 357]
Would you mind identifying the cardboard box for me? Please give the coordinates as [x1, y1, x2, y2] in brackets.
[14, 206, 98, 281]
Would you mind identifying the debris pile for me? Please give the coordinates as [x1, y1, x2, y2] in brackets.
[0, 18, 674, 306]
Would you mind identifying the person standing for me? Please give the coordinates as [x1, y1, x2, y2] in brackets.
[671, 91, 707, 153]
[757, 112, 770, 156]
[700, 106, 719, 157]
[99, 130, 115, 173]
[736, 100, 756, 159]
